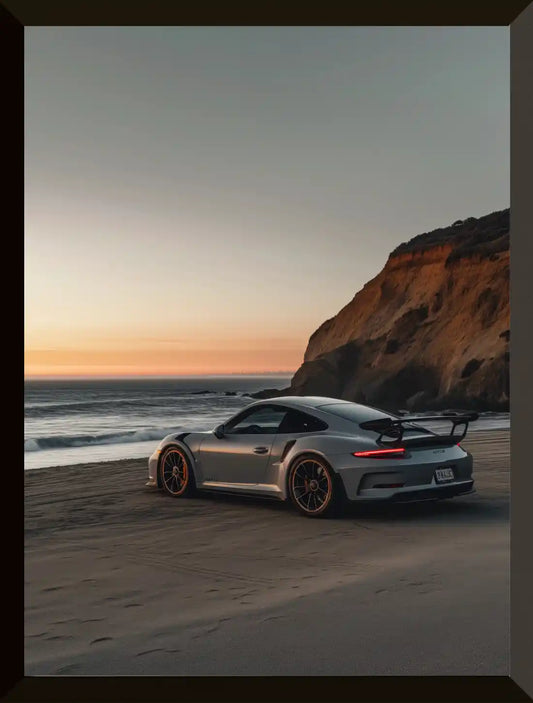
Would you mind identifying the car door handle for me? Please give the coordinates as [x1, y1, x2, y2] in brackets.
[253, 446, 269, 454]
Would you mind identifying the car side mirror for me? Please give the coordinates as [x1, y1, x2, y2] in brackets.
[214, 424, 225, 439]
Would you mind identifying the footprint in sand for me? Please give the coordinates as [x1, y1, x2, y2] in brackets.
[136, 648, 164, 656]
[41, 586, 63, 592]
[90, 637, 113, 645]
[123, 603, 143, 608]
[260, 615, 286, 623]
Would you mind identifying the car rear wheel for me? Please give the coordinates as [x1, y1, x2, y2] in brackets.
[159, 445, 196, 498]
[288, 454, 344, 518]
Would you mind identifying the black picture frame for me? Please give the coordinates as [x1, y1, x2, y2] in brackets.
[8, 2, 532, 701]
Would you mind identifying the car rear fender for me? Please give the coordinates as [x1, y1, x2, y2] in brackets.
[278, 434, 360, 497]
[282, 433, 375, 465]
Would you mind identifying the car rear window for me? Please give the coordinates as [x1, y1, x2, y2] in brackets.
[278, 409, 328, 433]
[320, 402, 432, 437]
[319, 403, 395, 424]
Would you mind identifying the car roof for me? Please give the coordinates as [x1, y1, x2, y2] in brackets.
[252, 396, 353, 411]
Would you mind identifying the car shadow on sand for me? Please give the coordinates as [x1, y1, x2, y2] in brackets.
[193, 488, 509, 525]
[343, 494, 509, 525]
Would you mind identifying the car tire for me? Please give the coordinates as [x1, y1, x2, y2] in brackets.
[288, 453, 345, 518]
[158, 445, 197, 498]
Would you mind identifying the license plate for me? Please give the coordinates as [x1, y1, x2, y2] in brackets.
[435, 467, 455, 483]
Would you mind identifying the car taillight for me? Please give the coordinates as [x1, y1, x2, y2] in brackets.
[352, 447, 405, 458]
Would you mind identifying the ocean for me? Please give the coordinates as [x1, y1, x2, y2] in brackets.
[24, 376, 510, 471]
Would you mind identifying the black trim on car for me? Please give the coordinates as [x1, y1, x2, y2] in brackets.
[356, 481, 475, 503]
[280, 439, 297, 462]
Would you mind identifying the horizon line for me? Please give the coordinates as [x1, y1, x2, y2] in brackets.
[24, 371, 296, 381]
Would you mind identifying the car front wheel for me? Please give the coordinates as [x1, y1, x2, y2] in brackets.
[159, 445, 196, 498]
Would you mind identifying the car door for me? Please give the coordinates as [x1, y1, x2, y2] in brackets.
[199, 405, 288, 485]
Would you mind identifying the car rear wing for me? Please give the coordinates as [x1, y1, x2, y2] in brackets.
[359, 412, 479, 447]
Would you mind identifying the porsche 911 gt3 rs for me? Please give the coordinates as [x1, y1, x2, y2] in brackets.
[146, 396, 477, 517]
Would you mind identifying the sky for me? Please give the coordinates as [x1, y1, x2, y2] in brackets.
[25, 27, 509, 377]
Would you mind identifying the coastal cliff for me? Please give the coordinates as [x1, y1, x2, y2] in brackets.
[264, 209, 509, 411]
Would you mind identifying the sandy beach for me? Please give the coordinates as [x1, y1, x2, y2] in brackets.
[25, 429, 509, 676]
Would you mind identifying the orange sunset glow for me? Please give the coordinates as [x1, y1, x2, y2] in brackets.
[24, 345, 301, 377]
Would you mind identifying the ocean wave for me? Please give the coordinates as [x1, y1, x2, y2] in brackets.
[24, 392, 245, 418]
[24, 427, 182, 452]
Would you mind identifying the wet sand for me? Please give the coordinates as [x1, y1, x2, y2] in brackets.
[25, 429, 509, 675]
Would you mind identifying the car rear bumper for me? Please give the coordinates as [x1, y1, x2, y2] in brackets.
[337, 449, 474, 501]
[350, 479, 475, 503]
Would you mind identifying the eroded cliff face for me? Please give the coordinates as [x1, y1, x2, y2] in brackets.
[287, 209, 509, 411]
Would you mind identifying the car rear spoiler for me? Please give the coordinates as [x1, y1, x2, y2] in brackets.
[359, 412, 479, 447]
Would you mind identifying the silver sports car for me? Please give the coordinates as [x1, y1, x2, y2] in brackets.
[146, 396, 477, 517]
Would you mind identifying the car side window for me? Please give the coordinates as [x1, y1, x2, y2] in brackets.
[225, 406, 288, 435]
[278, 409, 328, 433]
